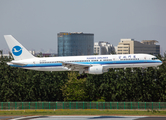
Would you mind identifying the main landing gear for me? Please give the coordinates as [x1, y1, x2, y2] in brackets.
[77, 74, 87, 79]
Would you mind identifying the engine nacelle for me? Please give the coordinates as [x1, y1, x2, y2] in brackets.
[85, 65, 103, 74]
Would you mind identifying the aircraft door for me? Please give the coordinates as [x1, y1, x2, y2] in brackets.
[144, 57, 147, 63]
[33, 61, 36, 66]
[113, 58, 116, 63]
[90, 60, 93, 65]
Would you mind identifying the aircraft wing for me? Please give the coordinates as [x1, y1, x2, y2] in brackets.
[61, 61, 91, 71]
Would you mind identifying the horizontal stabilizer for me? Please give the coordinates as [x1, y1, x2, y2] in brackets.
[7, 62, 27, 66]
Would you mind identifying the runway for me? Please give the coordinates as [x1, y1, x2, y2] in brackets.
[0, 116, 22, 120]
[9, 116, 166, 120]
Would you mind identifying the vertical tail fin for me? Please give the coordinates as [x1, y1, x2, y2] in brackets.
[4, 35, 35, 60]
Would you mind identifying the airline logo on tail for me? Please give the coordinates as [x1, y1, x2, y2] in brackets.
[12, 46, 22, 56]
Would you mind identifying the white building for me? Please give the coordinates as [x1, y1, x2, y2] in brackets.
[29, 50, 36, 55]
[94, 41, 115, 55]
[0, 54, 10, 58]
[94, 42, 101, 55]
[117, 39, 160, 55]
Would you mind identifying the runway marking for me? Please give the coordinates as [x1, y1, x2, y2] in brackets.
[10, 116, 41, 120]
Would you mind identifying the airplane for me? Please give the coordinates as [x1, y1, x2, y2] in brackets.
[4, 35, 162, 78]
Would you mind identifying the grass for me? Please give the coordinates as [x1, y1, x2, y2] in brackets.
[0, 109, 166, 116]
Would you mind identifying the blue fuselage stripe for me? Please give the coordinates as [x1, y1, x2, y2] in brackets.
[9, 60, 162, 68]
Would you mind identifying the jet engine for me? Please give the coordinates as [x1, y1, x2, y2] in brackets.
[85, 65, 103, 74]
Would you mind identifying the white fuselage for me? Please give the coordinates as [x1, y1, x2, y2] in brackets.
[4, 35, 162, 74]
[8, 54, 162, 74]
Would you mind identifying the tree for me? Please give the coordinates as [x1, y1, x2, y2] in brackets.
[61, 72, 88, 101]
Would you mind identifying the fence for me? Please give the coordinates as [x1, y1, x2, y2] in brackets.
[0, 102, 166, 110]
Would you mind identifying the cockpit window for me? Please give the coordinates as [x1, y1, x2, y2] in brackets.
[152, 57, 158, 60]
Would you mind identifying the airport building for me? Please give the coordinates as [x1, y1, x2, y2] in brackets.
[94, 41, 115, 55]
[0, 54, 10, 58]
[29, 50, 36, 55]
[117, 39, 160, 55]
[58, 32, 94, 56]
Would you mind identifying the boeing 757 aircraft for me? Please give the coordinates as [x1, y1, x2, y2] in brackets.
[4, 35, 162, 76]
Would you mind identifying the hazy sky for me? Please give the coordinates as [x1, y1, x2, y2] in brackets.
[0, 0, 166, 54]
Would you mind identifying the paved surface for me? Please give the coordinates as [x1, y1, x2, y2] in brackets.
[7, 116, 166, 120]
[0, 116, 22, 120]
[10, 116, 146, 120]
[33, 116, 145, 120]
[136, 117, 166, 120]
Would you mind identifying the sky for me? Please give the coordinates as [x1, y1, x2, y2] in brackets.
[0, 0, 166, 54]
